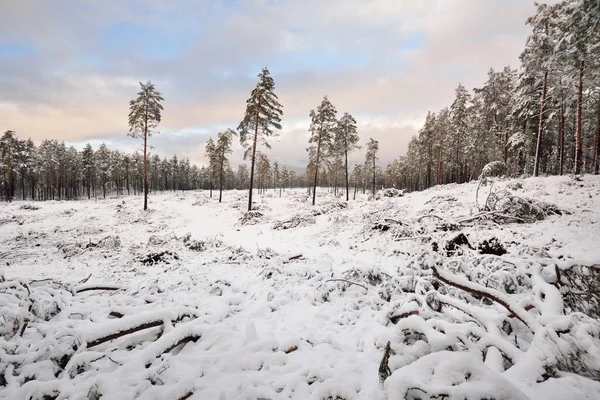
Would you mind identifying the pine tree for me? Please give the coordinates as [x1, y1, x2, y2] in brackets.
[365, 138, 379, 195]
[128, 81, 164, 210]
[204, 138, 216, 198]
[216, 129, 237, 202]
[238, 67, 283, 211]
[96, 143, 111, 199]
[308, 96, 337, 205]
[335, 112, 360, 201]
[0, 130, 17, 201]
[449, 84, 471, 183]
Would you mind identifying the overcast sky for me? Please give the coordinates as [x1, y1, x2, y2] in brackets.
[0, 0, 540, 169]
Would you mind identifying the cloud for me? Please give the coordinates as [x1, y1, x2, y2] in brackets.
[0, 0, 539, 169]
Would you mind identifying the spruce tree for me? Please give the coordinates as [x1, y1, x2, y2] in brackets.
[238, 67, 283, 211]
[308, 96, 337, 205]
[335, 112, 360, 201]
[128, 81, 164, 210]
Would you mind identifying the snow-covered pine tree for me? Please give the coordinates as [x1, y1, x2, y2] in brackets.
[238, 67, 283, 211]
[335, 112, 360, 201]
[449, 84, 471, 183]
[216, 129, 237, 202]
[204, 138, 216, 198]
[127, 81, 164, 210]
[365, 138, 379, 195]
[308, 96, 337, 205]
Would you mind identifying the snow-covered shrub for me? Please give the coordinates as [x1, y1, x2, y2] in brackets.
[238, 210, 265, 225]
[311, 201, 347, 216]
[375, 188, 405, 200]
[19, 204, 40, 211]
[272, 215, 316, 230]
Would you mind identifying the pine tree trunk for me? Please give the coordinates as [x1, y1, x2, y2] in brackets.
[594, 101, 600, 175]
[345, 147, 349, 201]
[143, 125, 148, 211]
[437, 147, 444, 184]
[372, 155, 376, 195]
[219, 149, 225, 203]
[312, 139, 321, 206]
[248, 105, 260, 211]
[21, 168, 26, 200]
[558, 93, 565, 176]
[30, 173, 35, 201]
[455, 132, 460, 184]
[533, 70, 548, 177]
[575, 60, 584, 175]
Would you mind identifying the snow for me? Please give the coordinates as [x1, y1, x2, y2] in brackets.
[1, 175, 600, 399]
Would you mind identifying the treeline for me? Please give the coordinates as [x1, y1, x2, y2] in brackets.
[393, 0, 600, 191]
[0, 131, 310, 202]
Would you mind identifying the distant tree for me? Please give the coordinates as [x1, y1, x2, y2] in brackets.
[204, 137, 217, 198]
[0, 130, 17, 201]
[215, 129, 237, 202]
[335, 112, 360, 201]
[237, 164, 249, 190]
[238, 67, 283, 211]
[365, 138, 379, 195]
[96, 143, 111, 199]
[308, 96, 337, 205]
[128, 81, 164, 210]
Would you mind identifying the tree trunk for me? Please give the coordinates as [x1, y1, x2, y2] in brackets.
[30, 172, 35, 201]
[437, 146, 444, 184]
[143, 125, 148, 210]
[574, 60, 584, 175]
[594, 100, 600, 175]
[372, 155, 376, 195]
[344, 146, 349, 201]
[248, 105, 260, 211]
[533, 70, 548, 177]
[312, 139, 322, 206]
[219, 149, 225, 203]
[558, 92, 565, 176]
[21, 168, 26, 200]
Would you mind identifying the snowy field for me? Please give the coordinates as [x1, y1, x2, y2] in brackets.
[1, 175, 600, 400]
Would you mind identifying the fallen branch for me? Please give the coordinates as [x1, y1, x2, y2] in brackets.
[384, 218, 404, 225]
[79, 274, 92, 284]
[431, 265, 538, 331]
[389, 310, 419, 324]
[457, 210, 505, 224]
[416, 214, 444, 223]
[394, 235, 431, 242]
[109, 311, 124, 318]
[178, 392, 194, 400]
[76, 286, 122, 294]
[288, 254, 303, 261]
[378, 341, 392, 383]
[87, 312, 196, 348]
[87, 320, 164, 348]
[162, 334, 201, 355]
[325, 279, 368, 291]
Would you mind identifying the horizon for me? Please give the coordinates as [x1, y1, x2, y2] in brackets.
[1, 0, 543, 170]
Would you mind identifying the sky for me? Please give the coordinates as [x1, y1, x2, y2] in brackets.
[0, 0, 541, 170]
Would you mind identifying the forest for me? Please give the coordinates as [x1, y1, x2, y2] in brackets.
[1, 0, 598, 204]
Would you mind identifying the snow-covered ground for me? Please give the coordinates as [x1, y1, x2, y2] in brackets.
[1, 175, 600, 400]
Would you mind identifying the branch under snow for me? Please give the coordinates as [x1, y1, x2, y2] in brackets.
[431, 265, 540, 332]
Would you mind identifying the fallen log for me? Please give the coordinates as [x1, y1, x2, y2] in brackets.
[76, 285, 122, 294]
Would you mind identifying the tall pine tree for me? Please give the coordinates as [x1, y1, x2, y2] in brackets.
[238, 68, 283, 211]
[308, 96, 337, 205]
[128, 81, 164, 210]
